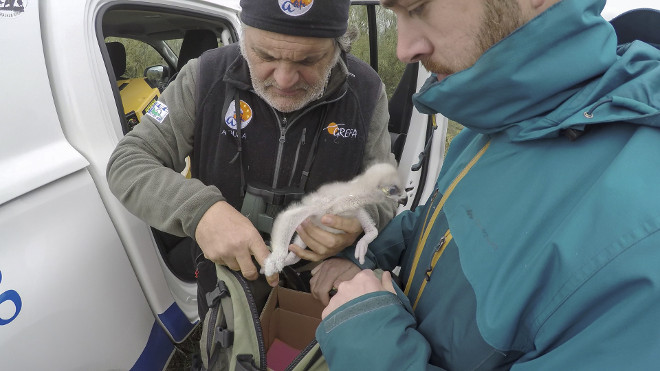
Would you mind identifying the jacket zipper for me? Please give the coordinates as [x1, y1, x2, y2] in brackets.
[267, 92, 346, 189]
[404, 140, 491, 296]
[272, 115, 287, 187]
[288, 127, 307, 186]
[412, 230, 452, 311]
[230, 270, 267, 370]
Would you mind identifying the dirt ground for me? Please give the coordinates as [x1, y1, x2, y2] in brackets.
[166, 325, 202, 371]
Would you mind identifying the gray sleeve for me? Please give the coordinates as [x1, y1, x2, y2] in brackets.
[362, 83, 398, 231]
[106, 59, 224, 238]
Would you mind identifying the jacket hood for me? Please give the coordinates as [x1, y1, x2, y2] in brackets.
[413, 0, 660, 142]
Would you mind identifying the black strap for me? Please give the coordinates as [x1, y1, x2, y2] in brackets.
[410, 115, 436, 212]
[298, 106, 328, 191]
[229, 92, 247, 196]
[245, 184, 305, 206]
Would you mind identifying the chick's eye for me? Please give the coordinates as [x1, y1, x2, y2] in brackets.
[388, 185, 400, 195]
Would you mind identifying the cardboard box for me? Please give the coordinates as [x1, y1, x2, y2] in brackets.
[260, 286, 325, 370]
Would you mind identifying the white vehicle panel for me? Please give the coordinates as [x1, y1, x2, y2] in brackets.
[0, 170, 156, 370]
[40, 0, 243, 338]
[0, 0, 88, 206]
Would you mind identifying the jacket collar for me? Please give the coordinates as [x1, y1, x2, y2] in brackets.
[412, 0, 624, 141]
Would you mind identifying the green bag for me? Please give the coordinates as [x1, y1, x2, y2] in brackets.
[200, 264, 329, 371]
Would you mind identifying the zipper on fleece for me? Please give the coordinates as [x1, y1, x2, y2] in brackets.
[267, 91, 346, 189]
[287, 127, 307, 186]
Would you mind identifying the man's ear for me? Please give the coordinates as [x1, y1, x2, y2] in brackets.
[530, 0, 545, 9]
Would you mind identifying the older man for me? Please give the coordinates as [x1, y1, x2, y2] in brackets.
[106, 0, 395, 320]
[315, 0, 660, 369]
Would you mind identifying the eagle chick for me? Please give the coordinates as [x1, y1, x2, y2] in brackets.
[263, 162, 408, 277]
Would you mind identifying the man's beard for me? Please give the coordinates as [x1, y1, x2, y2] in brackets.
[251, 61, 334, 113]
[240, 39, 339, 113]
[421, 0, 524, 76]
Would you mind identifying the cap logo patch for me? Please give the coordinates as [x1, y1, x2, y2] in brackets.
[225, 100, 253, 130]
[279, 0, 313, 17]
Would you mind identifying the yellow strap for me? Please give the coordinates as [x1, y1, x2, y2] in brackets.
[412, 231, 452, 310]
[404, 140, 491, 295]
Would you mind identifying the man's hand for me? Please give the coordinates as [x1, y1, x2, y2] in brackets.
[195, 201, 278, 286]
[322, 270, 395, 319]
[288, 214, 363, 262]
[310, 258, 361, 306]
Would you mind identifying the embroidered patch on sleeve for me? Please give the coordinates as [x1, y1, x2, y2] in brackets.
[146, 101, 169, 123]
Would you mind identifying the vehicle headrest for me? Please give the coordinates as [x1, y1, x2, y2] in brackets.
[177, 30, 218, 71]
[610, 8, 660, 47]
[106, 41, 127, 79]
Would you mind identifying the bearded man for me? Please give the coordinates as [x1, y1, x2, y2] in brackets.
[106, 0, 396, 321]
[313, 0, 660, 369]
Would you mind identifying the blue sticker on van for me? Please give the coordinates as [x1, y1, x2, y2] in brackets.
[0, 271, 22, 326]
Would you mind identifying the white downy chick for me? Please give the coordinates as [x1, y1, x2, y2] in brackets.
[262, 162, 408, 277]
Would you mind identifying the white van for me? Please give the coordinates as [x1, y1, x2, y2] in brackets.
[0, 1, 446, 369]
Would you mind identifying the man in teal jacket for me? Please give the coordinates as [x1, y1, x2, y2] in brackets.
[313, 0, 660, 369]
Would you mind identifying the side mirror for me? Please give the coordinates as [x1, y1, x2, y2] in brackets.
[144, 65, 171, 86]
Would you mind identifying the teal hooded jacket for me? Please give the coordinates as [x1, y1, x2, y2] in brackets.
[316, 0, 660, 369]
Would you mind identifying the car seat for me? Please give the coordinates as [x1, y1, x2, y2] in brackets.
[177, 29, 219, 71]
[610, 8, 660, 48]
[106, 41, 127, 80]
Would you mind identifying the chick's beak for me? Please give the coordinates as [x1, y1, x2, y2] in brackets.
[398, 193, 408, 206]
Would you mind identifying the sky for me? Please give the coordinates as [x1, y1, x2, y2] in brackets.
[601, 0, 658, 20]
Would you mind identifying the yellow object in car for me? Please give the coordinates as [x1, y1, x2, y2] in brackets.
[117, 78, 160, 130]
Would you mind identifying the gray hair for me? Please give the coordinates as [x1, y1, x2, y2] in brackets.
[336, 24, 359, 53]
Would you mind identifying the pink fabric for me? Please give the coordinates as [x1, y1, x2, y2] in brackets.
[267, 338, 301, 371]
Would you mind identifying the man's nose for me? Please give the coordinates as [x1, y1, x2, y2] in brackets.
[273, 63, 300, 90]
[396, 21, 432, 64]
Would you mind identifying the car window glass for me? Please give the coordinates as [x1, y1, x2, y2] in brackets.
[348, 6, 405, 99]
[165, 39, 183, 56]
[165, 37, 224, 56]
[105, 36, 167, 79]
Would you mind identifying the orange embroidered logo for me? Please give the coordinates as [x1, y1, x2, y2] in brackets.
[326, 122, 339, 135]
[325, 122, 358, 139]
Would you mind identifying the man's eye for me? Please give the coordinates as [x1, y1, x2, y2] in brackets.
[258, 54, 276, 62]
[408, 2, 426, 17]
